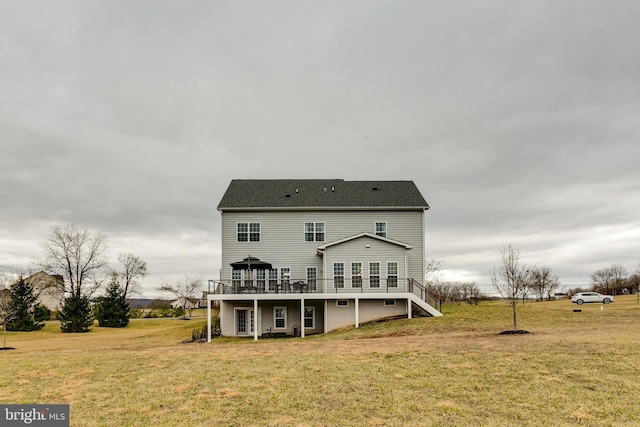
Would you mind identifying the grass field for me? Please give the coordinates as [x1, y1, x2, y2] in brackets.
[1, 297, 639, 426]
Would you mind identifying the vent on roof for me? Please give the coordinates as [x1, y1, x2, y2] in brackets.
[285, 194, 291, 198]
[372, 187, 379, 191]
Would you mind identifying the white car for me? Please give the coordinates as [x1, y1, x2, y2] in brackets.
[571, 292, 614, 305]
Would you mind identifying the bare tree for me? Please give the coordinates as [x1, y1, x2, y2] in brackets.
[424, 256, 443, 287]
[460, 281, 481, 305]
[39, 224, 109, 298]
[0, 274, 16, 349]
[627, 267, 640, 303]
[591, 264, 626, 295]
[116, 253, 148, 299]
[530, 267, 560, 301]
[430, 282, 452, 311]
[491, 244, 531, 332]
[158, 276, 202, 319]
[424, 256, 444, 308]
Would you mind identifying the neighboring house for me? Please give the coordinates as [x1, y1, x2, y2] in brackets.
[25, 271, 65, 312]
[206, 179, 442, 341]
[170, 298, 200, 310]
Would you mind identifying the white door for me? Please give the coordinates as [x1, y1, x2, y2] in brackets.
[235, 308, 260, 336]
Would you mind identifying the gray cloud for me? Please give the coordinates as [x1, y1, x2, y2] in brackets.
[2, 1, 639, 294]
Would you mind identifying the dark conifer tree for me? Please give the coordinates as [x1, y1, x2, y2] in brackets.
[7, 276, 44, 331]
[94, 276, 130, 328]
[59, 294, 94, 333]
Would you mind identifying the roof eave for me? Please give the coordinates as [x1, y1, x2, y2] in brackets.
[218, 205, 429, 212]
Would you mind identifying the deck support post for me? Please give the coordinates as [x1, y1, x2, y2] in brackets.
[207, 298, 212, 342]
[300, 297, 305, 338]
[253, 298, 258, 341]
[324, 300, 328, 334]
[355, 298, 360, 328]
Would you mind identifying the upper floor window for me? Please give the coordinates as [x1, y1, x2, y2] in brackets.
[237, 222, 260, 242]
[375, 222, 387, 237]
[304, 222, 325, 242]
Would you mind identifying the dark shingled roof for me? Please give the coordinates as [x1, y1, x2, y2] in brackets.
[217, 179, 429, 210]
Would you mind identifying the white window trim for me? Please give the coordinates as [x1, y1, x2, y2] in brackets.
[351, 261, 363, 288]
[369, 261, 381, 288]
[336, 300, 349, 307]
[236, 222, 261, 242]
[304, 221, 326, 242]
[333, 262, 345, 288]
[304, 306, 315, 329]
[375, 221, 387, 237]
[384, 299, 396, 306]
[386, 261, 399, 287]
[280, 267, 291, 285]
[306, 267, 317, 291]
[274, 306, 287, 329]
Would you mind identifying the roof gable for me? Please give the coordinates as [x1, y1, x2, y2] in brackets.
[217, 179, 429, 210]
[316, 232, 413, 251]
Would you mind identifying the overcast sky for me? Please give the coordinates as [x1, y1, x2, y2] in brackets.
[2, 1, 639, 296]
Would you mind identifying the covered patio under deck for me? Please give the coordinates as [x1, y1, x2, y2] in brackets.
[206, 291, 441, 341]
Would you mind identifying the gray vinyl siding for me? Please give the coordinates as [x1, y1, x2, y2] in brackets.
[220, 209, 425, 284]
[323, 236, 407, 289]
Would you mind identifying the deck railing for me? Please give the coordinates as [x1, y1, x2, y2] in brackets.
[408, 278, 441, 308]
[207, 278, 427, 295]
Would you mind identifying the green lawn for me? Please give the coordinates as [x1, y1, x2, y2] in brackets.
[1, 297, 639, 426]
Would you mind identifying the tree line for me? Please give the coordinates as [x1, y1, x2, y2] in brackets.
[1, 224, 148, 334]
[491, 243, 639, 333]
[567, 264, 640, 301]
[1, 224, 205, 335]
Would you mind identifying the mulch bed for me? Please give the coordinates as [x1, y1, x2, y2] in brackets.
[498, 330, 531, 335]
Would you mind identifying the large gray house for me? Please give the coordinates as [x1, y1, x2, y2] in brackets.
[206, 179, 442, 341]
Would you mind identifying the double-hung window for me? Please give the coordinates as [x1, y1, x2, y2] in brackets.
[281, 267, 291, 286]
[375, 222, 387, 237]
[237, 222, 260, 242]
[351, 262, 362, 288]
[307, 267, 317, 291]
[274, 307, 287, 329]
[304, 306, 314, 329]
[369, 262, 380, 288]
[232, 270, 241, 289]
[387, 262, 398, 287]
[268, 269, 278, 292]
[256, 270, 266, 292]
[304, 222, 325, 242]
[334, 263, 344, 288]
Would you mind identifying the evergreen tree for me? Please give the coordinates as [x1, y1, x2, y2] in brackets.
[33, 304, 51, 323]
[59, 294, 94, 333]
[7, 276, 44, 331]
[94, 277, 130, 328]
